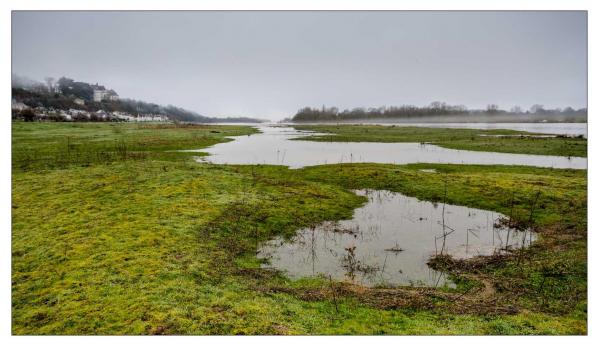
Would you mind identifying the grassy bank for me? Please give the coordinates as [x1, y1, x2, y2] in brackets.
[12, 122, 258, 170]
[292, 124, 587, 157]
[12, 122, 587, 334]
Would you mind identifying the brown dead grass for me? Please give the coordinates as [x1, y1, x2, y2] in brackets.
[249, 222, 584, 317]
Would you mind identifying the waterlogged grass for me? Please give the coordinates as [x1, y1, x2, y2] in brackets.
[12, 122, 587, 334]
[292, 124, 587, 157]
[290, 163, 587, 315]
[12, 121, 258, 170]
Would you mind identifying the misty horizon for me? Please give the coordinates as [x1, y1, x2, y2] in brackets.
[12, 11, 587, 120]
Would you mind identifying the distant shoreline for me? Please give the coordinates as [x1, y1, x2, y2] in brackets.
[290, 119, 588, 124]
[290, 115, 587, 124]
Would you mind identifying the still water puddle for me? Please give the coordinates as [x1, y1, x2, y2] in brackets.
[194, 126, 586, 169]
[258, 190, 535, 287]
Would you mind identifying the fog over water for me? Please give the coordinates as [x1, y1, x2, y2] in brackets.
[12, 11, 587, 120]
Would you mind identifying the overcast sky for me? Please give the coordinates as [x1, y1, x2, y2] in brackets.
[12, 11, 587, 120]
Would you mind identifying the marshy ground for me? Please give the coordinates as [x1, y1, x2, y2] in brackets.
[11, 122, 587, 334]
[293, 124, 587, 157]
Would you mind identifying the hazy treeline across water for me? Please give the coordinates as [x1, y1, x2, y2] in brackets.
[291, 103, 587, 123]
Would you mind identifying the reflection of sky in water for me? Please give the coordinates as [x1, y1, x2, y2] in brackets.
[258, 190, 536, 287]
[193, 126, 586, 169]
[283, 122, 587, 138]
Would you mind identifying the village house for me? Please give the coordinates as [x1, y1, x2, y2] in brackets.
[136, 114, 169, 122]
[11, 99, 29, 111]
[93, 88, 119, 102]
[111, 112, 169, 122]
[68, 109, 87, 117]
[111, 112, 136, 122]
[95, 110, 110, 119]
[59, 110, 72, 120]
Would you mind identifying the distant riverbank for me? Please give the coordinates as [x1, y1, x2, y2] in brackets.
[290, 115, 587, 124]
[284, 122, 587, 138]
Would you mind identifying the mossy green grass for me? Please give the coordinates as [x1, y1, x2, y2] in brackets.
[12, 122, 587, 334]
[292, 124, 587, 157]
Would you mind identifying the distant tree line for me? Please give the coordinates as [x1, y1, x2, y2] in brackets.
[292, 102, 587, 122]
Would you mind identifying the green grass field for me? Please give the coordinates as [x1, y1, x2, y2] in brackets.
[292, 124, 587, 157]
[12, 122, 587, 335]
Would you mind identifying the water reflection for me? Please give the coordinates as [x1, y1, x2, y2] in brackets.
[258, 190, 535, 287]
[285, 122, 587, 138]
[194, 126, 586, 169]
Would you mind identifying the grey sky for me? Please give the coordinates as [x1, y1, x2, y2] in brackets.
[12, 11, 587, 120]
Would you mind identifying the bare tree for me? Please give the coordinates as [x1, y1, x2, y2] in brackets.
[44, 77, 55, 93]
[486, 104, 499, 114]
[510, 106, 522, 114]
[530, 104, 545, 114]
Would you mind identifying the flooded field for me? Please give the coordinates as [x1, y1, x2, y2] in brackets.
[258, 190, 535, 287]
[389, 122, 587, 138]
[290, 122, 587, 138]
[195, 126, 586, 169]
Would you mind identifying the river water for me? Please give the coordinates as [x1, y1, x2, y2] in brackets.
[286, 122, 587, 138]
[194, 125, 586, 169]
[376, 122, 587, 138]
[195, 123, 582, 286]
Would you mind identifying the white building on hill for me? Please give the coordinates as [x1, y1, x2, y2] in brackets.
[93, 89, 119, 102]
[11, 99, 29, 111]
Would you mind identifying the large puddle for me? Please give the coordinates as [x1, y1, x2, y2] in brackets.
[194, 126, 586, 169]
[258, 190, 535, 287]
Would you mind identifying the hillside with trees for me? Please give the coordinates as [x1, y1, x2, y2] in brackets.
[11, 75, 263, 123]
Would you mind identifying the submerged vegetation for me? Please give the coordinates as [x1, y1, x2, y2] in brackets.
[293, 124, 587, 157]
[12, 122, 587, 334]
